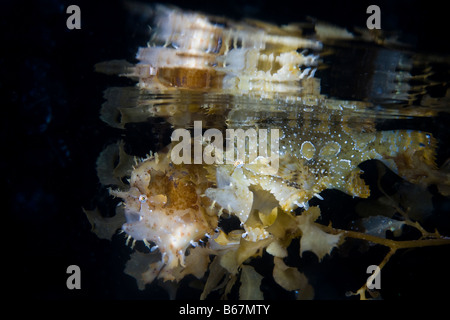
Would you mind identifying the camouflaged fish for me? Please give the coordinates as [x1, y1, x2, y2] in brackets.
[93, 5, 444, 294]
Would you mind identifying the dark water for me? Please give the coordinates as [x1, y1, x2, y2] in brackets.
[3, 0, 450, 303]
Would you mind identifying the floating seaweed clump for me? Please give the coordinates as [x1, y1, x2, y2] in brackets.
[87, 4, 450, 299]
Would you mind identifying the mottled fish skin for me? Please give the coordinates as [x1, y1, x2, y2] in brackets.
[213, 109, 437, 214]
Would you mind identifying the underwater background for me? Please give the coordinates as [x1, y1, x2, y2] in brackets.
[3, 0, 450, 300]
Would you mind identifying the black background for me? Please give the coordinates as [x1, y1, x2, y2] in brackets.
[2, 0, 450, 304]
